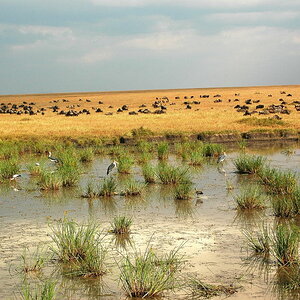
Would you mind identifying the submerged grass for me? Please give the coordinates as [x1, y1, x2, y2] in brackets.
[20, 246, 49, 273]
[21, 281, 56, 300]
[234, 154, 266, 174]
[82, 182, 99, 198]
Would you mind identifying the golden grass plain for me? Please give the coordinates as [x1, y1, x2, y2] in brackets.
[0, 85, 299, 139]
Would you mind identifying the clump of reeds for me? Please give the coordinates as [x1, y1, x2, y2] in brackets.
[244, 225, 271, 255]
[156, 164, 191, 185]
[117, 154, 134, 174]
[137, 152, 153, 164]
[174, 182, 193, 200]
[201, 143, 224, 157]
[78, 147, 94, 163]
[21, 280, 56, 300]
[142, 164, 156, 183]
[234, 154, 266, 174]
[27, 162, 44, 176]
[39, 171, 63, 190]
[186, 276, 238, 298]
[119, 245, 182, 298]
[272, 224, 299, 266]
[271, 196, 295, 218]
[137, 140, 153, 153]
[98, 177, 117, 197]
[122, 179, 147, 196]
[82, 182, 98, 198]
[258, 167, 297, 195]
[235, 185, 266, 210]
[20, 246, 48, 273]
[110, 216, 132, 234]
[189, 151, 205, 166]
[50, 219, 107, 277]
[157, 142, 169, 160]
[0, 158, 19, 180]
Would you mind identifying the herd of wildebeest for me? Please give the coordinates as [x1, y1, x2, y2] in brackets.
[0, 90, 299, 119]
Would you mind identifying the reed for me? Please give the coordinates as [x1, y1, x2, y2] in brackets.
[21, 281, 56, 300]
[123, 179, 147, 196]
[174, 182, 193, 200]
[110, 216, 132, 234]
[0, 158, 19, 180]
[235, 185, 266, 210]
[156, 164, 191, 185]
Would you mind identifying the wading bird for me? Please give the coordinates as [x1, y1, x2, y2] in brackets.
[48, 151, 59, 163]
[107, 160, 118, 175]
[10, 174, 21, 181]
[217, 152, 227, 164]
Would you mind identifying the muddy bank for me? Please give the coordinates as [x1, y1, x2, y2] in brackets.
[119, 130, 299, 145]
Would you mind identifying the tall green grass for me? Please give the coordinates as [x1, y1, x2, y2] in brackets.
[157, 142, 169, 160]
[189, 151, 205, 166]
[39, 171, 63, 190]
[142, 164, 156, 183]
[119, 245, 182, 298]
[20, 246, 48, 273]
[174, 182, 193, 200]
[234, 154, 266, 174]
[21, 281, 56, 300]
[78, 147, 94, 163]
[201, 143, 224, 157]
[244, 225, 271, 255]
[123, 179, 147, 196]
[156, 164, 191, 185]
[110, 216, 132, 234]
[117, 154, 134, 174]
[0, 158, 19, 180]
[98, 177, 117, 197]
[235, 185, 266, 210]
[82, 182, 99, 198]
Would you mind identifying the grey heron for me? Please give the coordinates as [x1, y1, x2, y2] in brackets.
[217, 152, 227, 164]
[48, 151, 59, 163]
[107, 160, 118, 175]
[10, 174, 21, 181]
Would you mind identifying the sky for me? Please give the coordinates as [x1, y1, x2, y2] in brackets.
[0, 0, 300, 94]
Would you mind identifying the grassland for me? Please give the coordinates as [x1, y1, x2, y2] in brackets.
[0, 85, 299, 139]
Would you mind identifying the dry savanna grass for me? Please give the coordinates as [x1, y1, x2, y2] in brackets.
[0, 85, 299, 139]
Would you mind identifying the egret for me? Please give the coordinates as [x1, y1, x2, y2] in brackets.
[10, 174, 21, 181]
[107, 160, 118, 175]
[217, 152, 227, 164]
[48, 151, 59, 163]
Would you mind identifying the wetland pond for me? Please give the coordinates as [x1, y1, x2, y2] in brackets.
[1, 141, 300, 300]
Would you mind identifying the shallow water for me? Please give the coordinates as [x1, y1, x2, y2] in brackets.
[1, 141, 300, 299]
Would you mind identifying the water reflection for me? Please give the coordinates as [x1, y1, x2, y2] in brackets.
[174, 199, 195, 219]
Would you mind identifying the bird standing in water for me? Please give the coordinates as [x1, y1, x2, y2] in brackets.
[107, 161, 118, 175]
[217, 152, 227, 164]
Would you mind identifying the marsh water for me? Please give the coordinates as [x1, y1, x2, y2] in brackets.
[1, 141, 300, 300]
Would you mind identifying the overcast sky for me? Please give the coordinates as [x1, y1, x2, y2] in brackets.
[0, 0, 300, 94]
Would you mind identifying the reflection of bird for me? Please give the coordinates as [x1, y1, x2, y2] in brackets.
[217, 166, 227, 176]
[107, 161, 118, 175]
[10, 174, 21, 181]
[48, 151, 59, 163]
[217, 152, 227, 164]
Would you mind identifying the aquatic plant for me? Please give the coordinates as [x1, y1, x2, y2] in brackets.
[82, 182, 98, 198]
[142, 164, 156, 183]
[27, 162, 45, 176]
[0, 158, 19, 180]
[271, 224, 299, 266]
[271, 196, 295, 218]
[189, 151, 205, 166]
[258, 167, 297, 195]
[119, 245, 182, 298]
[244, 225, 271, 255]
[235, 185, 266, 210]
[117, 154, 134, 174]
[39, 171, 63, 190]
[110, 216, 132, 234]
[78, 147, 94, 163]
[21, 281, 56, 300]
[98, 177, 117, 197]
[186, 276, 238, 299]
[157, 142, 169, 160]
[174, 182, 193, 200]
[201, 143, 224, 157]
[20, 246, 48, 273]
[234, 154, 266, 174]
[156, 164, 191, 185]
[123, 179, 147, 196]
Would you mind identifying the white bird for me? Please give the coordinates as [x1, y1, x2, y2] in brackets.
[107, 160, 118, 175]
[48, 151, 59, 163]
[10, 174, 21, 181]
[217, 152, 227, 164]
[35, 162, 40, 166]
